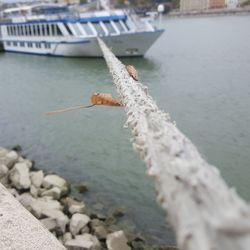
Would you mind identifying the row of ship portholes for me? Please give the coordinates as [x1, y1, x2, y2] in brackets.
[5, 41, 51, 49]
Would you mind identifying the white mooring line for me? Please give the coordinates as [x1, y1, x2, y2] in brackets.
[97, 37, 250, 250]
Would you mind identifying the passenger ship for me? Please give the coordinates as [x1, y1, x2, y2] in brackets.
[0, 4, 164, 57]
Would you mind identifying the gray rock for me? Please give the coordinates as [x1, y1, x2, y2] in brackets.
[65, 234, 101, 250]
[9, 163, 31, 190]
[90, 219, 105, 228]
[106, 231, 131, 250]
[112, 207, 125, 218]
[30, 170, 44, 188]
[7, 188, 19, 198]
[94, 226, 108, 240]
[41, 186, 62, 199]
[63, 232, 72, 244]
[42, 174, 69, 195]
[130, 240, 147, 250]
[42, 208, 69, 233]
[69, 203, 86, 215]
[40, 218, 57, 231]
[0, 150, 19, 169]
[30, 185, 39, 198]
[80, 225, 90, 234]
[18, 193, 35, 211]
[0, 164, 9, 185]
[70, 213, 90, 236]
[62, 197, 86, 214]
[29, 197, 63, 218]
[74, 182, 88, 193]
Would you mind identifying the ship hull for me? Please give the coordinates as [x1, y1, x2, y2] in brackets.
[2, 30, 163, 57]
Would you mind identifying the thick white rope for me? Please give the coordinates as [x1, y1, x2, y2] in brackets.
[97, 37, 250, 250]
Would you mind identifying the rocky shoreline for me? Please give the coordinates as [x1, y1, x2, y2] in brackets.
[0, 146, 177, 250]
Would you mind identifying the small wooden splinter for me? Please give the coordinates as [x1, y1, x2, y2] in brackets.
[45, 93, 122, 115]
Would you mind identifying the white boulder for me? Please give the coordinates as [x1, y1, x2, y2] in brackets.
[63, 232, 72, 244]
[18, 193, 35, 211]
[65, 234, 101, 250]
[18, 157, 33, 169]
[63, 197, 86, 215]
[41, 186, 62, 199]
[69, 203, 86, 215]
[30, 197, 63, 218]
[42, 174, 69, 195]
[70, 213, 90, 236]
[9, 163, 31, 189]
[0, 164, 8, 185]
[0, 147, 8, 157]
[40, 218, 57, 232]
[42, 209, 69, 233]
[30, 170, 44, 188]
[106, 231, 131, 250]
[0, 150, 19, 168]
[30, 185, 39, 198]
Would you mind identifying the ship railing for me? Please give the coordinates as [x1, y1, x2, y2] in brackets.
[97, 37, 250, 250]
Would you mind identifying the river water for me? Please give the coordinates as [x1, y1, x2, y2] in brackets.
[0, 15, 250, 245]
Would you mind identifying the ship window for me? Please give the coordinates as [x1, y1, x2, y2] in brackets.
[17, 26, 20, 36]
[36, 43, 41, 48]
[71, 24, 82, 36]
[41, 24, 46, 36]
[52, 24, 56, 36]
[27, 25, 31, 36]
[27, 25, 34, 36]
[114, 20, 126, 32]
[23, 25, 27, 36]
[64, 24, 73, 36]
[20, 42, 25, 47]
[81, 23, 93, 35]
[92, 22, 105, 36]
[39, 25, 43, 36]
[103, 21, 116, 34]
[51, 24, 55, 36]
[13, 41, 18, 46]
[48, 24, 52, 36]
[34, 25, 38, 36]
[123, 20, 130, 31]
[20, 25, 23, 36]
[46, 24, 50, 36]
[55, 24, 63, 36]
[44, 43, 51, 49]
[6, 41, 11, 46]
[27, 42, 33, 48]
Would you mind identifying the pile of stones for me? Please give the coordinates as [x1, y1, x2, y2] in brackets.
[0, 147, 177, 250]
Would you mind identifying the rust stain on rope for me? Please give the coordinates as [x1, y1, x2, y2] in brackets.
[97, 37, 250, 250]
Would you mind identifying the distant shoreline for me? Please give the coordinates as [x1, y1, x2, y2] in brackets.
[167, 7, 250, 18]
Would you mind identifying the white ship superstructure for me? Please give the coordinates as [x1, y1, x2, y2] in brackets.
[0, 4, 164, 57]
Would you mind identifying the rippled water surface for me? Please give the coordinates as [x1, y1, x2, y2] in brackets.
[1, 15, 250, 245]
